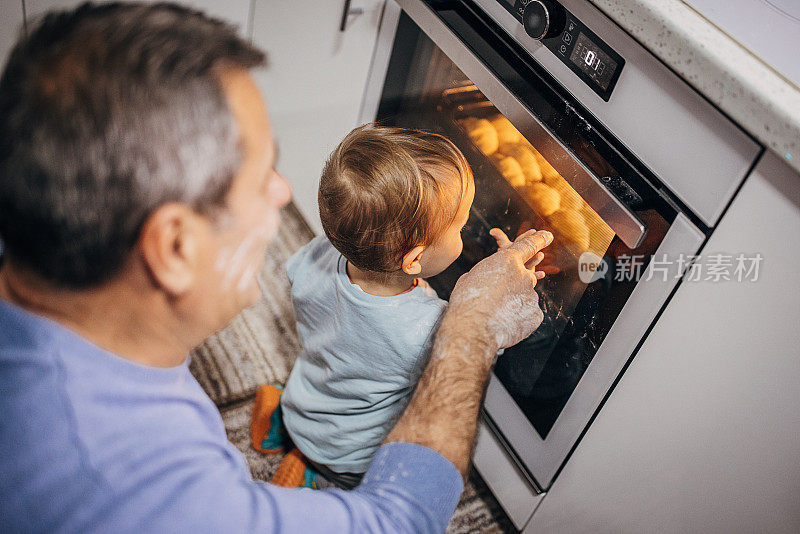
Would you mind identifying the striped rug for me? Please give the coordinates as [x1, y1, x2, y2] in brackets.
[190, 203, 514, 533]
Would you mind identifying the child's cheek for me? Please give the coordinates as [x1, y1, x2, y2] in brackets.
[455, 236, 464, 259]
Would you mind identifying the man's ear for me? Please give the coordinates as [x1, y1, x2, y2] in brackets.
[138, 203, 203, 296]
[401, 245, 426, 275]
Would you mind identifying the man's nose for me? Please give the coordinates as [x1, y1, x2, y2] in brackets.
[270, 171, 292, 208]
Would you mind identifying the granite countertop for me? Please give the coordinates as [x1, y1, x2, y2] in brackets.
[588, 0, 800, 175]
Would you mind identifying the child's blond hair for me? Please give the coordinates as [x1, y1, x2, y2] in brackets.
[319, 124, 472, 273]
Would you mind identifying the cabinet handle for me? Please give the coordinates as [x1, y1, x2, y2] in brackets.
[339, 0, 365, 31]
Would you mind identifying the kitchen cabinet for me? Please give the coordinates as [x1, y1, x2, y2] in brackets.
[250, 0, 385, 235]
[0, 1, 24, 66]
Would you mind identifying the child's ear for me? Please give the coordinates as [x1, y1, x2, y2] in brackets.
[401, 245, 426, 275]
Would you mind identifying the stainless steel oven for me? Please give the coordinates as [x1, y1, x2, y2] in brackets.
[360, 0, 760, 525]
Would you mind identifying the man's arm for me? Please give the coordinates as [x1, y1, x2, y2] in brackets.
[385, 230, 553, 474]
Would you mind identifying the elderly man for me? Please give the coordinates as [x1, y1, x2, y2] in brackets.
[0, 3, 551, 532]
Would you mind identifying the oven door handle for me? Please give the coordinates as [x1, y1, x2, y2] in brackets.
[395, 0, 647, 249]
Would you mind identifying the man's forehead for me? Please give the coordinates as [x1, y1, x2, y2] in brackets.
[219, 67, 273, 160]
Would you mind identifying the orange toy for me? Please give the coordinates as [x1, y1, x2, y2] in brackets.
[250, 384, 287, 454]
[272, 449, 318, 489]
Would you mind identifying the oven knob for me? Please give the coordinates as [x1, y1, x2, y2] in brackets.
[522, 0, 566, 40]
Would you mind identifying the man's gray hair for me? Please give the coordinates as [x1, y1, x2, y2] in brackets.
[0, 2, 266, 287]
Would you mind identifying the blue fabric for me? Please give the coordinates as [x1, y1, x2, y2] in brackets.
[0, 298, 462, 533]
[281, 236, 447, 474]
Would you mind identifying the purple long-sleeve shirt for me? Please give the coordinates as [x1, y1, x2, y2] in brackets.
[0, 298, 462, 533]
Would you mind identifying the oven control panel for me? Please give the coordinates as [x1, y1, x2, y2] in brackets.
[498, 0, 625, 100]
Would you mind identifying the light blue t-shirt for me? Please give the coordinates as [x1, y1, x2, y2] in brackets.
[282, 236, 447, 474]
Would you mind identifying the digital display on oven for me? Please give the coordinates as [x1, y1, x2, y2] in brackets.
[495, 0, 626, 100]
[568, 32, 617, 91]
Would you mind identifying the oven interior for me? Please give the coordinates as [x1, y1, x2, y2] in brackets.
[376, 10, 678, 439]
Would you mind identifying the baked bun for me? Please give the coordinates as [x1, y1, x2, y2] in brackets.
[548, 208, 590, 252]
[462, 117, 499, 155]
[532, 150, 560, 180]
[545, 176, 584, 210]
[522, 182, 561, 217]
[499, 143, 542, 183]
[495, 156, 526, 187]
[490, 115, 523, 146]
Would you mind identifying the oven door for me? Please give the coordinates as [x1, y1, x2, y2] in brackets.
[362, 0, 705, 490]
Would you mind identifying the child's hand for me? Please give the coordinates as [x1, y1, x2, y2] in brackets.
[488, 227, 515, 249]
[489, 228, 559, 276]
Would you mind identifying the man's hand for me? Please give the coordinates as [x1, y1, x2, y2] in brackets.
[384, 229, 553, 476]
[450, 229, 553, 350]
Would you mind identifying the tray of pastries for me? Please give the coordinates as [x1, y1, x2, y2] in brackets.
[457, 112, 615, 259]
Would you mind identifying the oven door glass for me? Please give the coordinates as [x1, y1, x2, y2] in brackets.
[412, 84, 629, 441]
[370, 2, 704, 490]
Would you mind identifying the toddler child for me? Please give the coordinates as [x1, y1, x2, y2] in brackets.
[251, 124, 475, 489]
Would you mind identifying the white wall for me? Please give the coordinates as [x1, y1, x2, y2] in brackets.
[526, 150, 800, 533]
[250, 1, 384, 234]
[1, 1, 252, 72]
[21, 0, 252, 38]
[0, 0, 24, 66]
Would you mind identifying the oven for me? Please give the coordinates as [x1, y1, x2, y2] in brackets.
[359, 0, 760, 526]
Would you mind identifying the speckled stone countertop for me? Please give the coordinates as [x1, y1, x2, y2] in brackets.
[587, 0, 800, 175]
